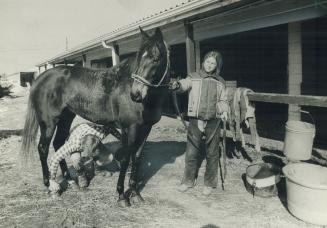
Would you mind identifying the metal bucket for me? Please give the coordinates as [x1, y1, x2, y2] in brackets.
[283, 111, 315, 161]
[283, 163, 327, 225]
[245, 163, 281, 198]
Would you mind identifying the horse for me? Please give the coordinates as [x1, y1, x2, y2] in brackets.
[21, 27, 170, 206]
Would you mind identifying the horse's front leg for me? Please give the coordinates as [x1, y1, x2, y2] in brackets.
[127, 133, 149, 205]
[116, 125, 151, 206]
[126, 139, 146, 204]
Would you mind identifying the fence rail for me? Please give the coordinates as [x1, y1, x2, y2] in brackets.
[247, 92, 327, 108]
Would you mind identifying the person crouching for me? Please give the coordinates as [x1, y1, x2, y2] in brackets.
[48, 122, 121, 195]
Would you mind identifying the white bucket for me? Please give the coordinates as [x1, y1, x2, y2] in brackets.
[283, 163, 327, 225]
[245, 163, 281, 198]
[283, 120, 315, 161]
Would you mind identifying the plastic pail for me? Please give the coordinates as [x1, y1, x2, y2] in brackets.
[283, 120, 315, 161]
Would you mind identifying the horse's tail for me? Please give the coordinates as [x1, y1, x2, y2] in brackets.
[21, 95, 39, 159]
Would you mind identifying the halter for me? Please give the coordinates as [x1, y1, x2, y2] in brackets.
[131, 41, 170, 88]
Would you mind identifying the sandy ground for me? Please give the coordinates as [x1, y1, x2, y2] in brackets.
[0, 91, 325, 228]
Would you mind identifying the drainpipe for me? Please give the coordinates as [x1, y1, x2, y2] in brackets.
[102, 41, 120, 66]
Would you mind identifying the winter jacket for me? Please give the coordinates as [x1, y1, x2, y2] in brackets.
[177, 70, 229, 120]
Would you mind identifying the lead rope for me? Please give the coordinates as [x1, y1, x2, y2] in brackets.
[171, 91, 188, 130]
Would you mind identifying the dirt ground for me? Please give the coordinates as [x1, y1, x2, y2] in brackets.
[0, 90, 325, 228]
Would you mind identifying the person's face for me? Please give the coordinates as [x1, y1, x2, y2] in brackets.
[203, 56, 217, 73]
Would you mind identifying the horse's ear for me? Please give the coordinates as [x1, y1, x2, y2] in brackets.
[139, 26, 150, 40]
[154, 27, 163, 40]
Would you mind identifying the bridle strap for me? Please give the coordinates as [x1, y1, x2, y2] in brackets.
[131, 41, 170, 88]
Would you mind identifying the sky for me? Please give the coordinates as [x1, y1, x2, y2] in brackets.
[0, 0, 185, 75]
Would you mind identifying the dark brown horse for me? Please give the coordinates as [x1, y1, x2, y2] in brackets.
[21, 27, 170, 206]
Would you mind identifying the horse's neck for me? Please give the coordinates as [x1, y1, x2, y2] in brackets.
[114, 58, 136, 79]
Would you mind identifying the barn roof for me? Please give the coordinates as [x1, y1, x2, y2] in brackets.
[36, 0, 243, 66]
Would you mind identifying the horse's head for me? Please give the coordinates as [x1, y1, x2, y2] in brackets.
[130, 27, 170, 103]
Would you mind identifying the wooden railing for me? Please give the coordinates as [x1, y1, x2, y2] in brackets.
[247, 93, 327, 108]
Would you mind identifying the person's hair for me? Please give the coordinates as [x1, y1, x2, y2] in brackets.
[202, 51, 223, 73]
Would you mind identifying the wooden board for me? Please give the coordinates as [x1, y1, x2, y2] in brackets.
[248, 92, 327, 108]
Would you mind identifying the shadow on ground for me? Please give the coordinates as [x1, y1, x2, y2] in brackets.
[137, 141, 185, 190]
[0, 129, 23, 139]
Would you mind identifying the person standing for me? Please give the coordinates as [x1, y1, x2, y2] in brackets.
[170, 51, 229, 196]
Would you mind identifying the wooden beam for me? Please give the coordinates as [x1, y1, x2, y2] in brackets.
[185, 22, 196, 74]
[195, 41, 201, 71]
[288, 22, 302, 120]
[248, 92, 327, 108]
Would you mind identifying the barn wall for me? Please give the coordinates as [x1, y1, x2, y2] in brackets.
[302, 16, 327, 145]
[90, 57, 113, 69]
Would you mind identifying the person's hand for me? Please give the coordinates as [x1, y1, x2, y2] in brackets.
[70, 153, 81, 170]
[49, 179, 60, 193]
[220, 111, 228, 121]
[169, 81, 180, 90]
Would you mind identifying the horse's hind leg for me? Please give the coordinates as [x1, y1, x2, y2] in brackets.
[116, 129, 132, 207]
[38, 121, 57, 187]
[53, 108, 76, 179]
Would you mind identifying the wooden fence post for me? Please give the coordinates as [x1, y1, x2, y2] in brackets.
[288, 22, 302, 121]
[185, 22, 196, 74]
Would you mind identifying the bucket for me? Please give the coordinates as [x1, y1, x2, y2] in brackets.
[283, 163, 327, 225]
[245, 163, 281, 198]
[283, 112, 315, 161]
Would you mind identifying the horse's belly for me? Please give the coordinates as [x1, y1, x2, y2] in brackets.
[67, 93, 144, 126]
[67, 95, 117, 124]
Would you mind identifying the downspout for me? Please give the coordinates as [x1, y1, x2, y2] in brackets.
[102, 41, 120, 66]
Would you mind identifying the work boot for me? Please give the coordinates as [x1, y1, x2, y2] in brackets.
[77, 174, 88, 189]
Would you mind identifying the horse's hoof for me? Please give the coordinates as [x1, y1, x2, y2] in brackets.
[42, 185, 50, 193]
[48, 190, 61, 199]
[117, 198, 131, 207]
[44, 179, 50, 187]
[130, 193, 144, 205]
[79, 186, 88, 192]
[126, 189, 145, 205]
